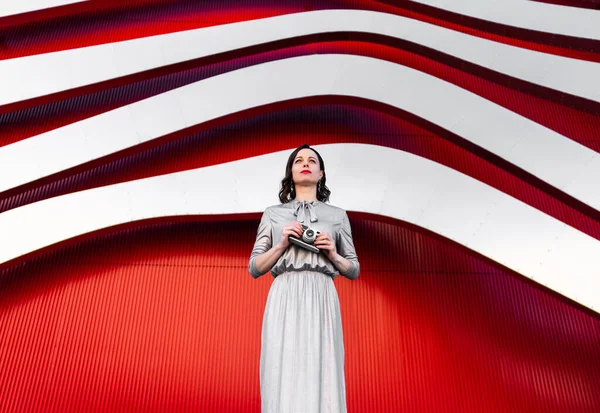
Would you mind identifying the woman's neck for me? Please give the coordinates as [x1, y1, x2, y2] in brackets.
[294, 185, 317, 202]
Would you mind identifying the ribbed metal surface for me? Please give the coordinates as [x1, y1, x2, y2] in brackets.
[1, 217, 598, 412]
[2, 1, 599, 412]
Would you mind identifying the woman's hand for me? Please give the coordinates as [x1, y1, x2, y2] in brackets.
[278, 221, 303, 249]
[315, 232, 337, 261]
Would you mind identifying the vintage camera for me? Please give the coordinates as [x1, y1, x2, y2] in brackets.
[289, 224, 321, 253]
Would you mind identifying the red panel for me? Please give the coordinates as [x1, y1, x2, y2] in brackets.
[1, 217, 598, 412]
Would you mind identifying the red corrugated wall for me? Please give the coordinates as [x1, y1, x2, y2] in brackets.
[1, 217, 599, 412]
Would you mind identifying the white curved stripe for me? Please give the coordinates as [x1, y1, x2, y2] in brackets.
[413, 0, 600, 40]
[0, 143, 598, 312]
[1, 54, 598, 213]
[0, 0, 87, 18]
[1, 9, 598, 107]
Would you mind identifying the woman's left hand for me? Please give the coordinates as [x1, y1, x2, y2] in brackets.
[315, 232, 337, 260]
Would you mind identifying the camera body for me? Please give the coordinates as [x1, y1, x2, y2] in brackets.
[289, 224, 321, 253]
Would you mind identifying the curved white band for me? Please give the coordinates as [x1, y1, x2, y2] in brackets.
[0, 0, 87, 19]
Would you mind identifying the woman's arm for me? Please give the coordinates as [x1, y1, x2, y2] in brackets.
[252, 243, 288, 276]
[248, 210, 302, 278]
[334, 211, 360, 280]
[248, 211, 273, 278]
[329, 253, 354, 277]
[314, 211, 360, 280]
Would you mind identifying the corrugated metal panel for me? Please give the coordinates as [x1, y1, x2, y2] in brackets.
[1, 218, 598, 412]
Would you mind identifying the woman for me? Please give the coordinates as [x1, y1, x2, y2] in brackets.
[248, 144, 360, 413]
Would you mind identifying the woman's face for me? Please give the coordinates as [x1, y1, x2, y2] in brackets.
[292, 148, 323, 186]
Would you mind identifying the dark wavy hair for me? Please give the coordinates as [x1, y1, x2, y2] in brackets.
[278, 144, 331, 204]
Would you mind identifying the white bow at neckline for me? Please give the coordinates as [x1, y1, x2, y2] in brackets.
[292, 200, 319, 223]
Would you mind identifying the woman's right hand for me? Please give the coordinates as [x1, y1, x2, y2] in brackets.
[278, 221, 303, 249]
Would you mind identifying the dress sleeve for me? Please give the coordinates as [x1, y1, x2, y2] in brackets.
[248, 209, 273, 279]
[336, 211, 360, 280]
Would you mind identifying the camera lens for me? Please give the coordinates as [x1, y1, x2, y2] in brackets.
[303, 228, 316, 243]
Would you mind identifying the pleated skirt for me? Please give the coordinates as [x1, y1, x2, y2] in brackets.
[260, 270, 347, 413]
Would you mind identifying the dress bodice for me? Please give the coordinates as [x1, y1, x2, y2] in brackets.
[248, 200, 360, 280]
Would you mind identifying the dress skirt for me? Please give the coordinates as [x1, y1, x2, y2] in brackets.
[260, 270, 347, 413]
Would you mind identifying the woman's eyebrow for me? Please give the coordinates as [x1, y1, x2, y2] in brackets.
[295, 156, 317, 161]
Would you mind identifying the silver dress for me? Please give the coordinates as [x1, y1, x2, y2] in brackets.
[249, 200, 360, 413]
